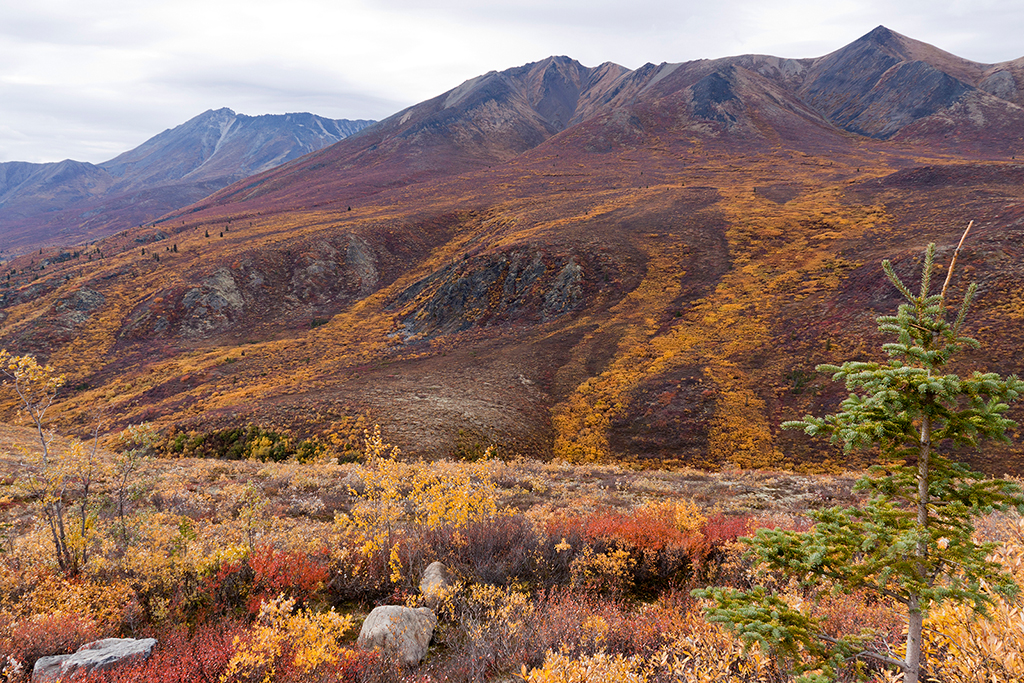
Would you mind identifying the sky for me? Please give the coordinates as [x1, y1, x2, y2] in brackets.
[2, 0, 1022, 165]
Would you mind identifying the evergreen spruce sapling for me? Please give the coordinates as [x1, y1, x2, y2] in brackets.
[695, 233, 1024, 683]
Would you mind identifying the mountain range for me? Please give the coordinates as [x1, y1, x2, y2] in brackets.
[3, 26, 1023, 473]
[0, 110, 374, 253]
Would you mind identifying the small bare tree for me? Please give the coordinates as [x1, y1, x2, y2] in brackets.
[112, 423, 157, 547]
[1, 350, 100, 574]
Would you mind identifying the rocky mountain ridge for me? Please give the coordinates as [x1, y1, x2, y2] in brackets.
[184, 26, 1024, 221]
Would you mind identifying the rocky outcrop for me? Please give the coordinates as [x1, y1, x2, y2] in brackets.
[32, 638, 156, 683]
[52, 287, 105, 330]
[179, 268, 245, 338]
[116, 232, 397, 341]
[391, 250, 587, 339]
[357, 606, 436, 666]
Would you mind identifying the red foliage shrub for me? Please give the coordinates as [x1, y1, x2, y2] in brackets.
[182, 545, 331, 620]
[247, 545, 329, 611]
[3, 611, 102, 674]
[701, 513, 751, 546]
[250, 545, 329, 596]
[76, 622, 241, 683]
[544, 508, 707, 595]
[578, 507, 687, 552]
[686, 512, 752, 575]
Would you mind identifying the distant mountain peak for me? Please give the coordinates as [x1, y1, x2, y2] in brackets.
[0, 110, 375, 252]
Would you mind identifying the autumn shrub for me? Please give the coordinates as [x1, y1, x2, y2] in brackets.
[323, 532, 394, 606]
[2, 610, 102, 676]
[920, 517, 1024, 683]
[431, 586, 650, 681]
[439, 586, 789, 683]
[541, 501, 716, 597]
[569, 547, 636, 597]
[421, 514, 541, 587]
[197, 558, 255, 620]
[649, 609, 786, 682]
[338, 427, 512, 596]
[16, 571, 135, 633]
[530, 589, 662, 661]
[220, 595, 354, 683]
[522, 593, 786, 683]
[247, 545, 329, 610]
[431, 583, 536, 681]
[271, 648, 399, 683]
[426, 586, 667, 681]
[522, 649, 649, 683]
[690, 512, 752, 583]
[73, 621, 242, 683]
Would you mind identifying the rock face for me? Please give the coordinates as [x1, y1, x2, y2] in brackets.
[32, 638, 157, 682]
[390, 250, 589, 340]
[357, 606, 436, 666]
[419, 561, 454, 608]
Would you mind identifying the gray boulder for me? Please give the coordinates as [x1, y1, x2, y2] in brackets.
[32, 638, 157, 683]
[356, 606, 436, 666]
[419, 561, 453, 608]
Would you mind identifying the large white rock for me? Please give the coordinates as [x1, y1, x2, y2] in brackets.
[32, 638, 157, 683]
[356, 606, 436, 666]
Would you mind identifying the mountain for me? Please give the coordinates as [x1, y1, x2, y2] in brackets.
[99, 109, 372, 190]
[3, 28, 1024, 475]
[191, 58, 632, 211]
[0, 110, 374, 253]
[179, 27, 1024, 221]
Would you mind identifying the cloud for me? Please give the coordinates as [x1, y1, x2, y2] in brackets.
[1, 0, 1022, 163]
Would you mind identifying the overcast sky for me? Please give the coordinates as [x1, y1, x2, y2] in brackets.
[2, 0, 1022, 164]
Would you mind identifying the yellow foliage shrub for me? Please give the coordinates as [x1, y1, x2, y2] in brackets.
[340, 426, 508, 582]
[523, 649, 649, 683]
[220, 594, 354, 683]
[570, 547, 635, 596]
[923, 519, 1024, 683]
[21, 572, 132, 628]
[656, 610, 776, 682]
[638, 499, 707, 534]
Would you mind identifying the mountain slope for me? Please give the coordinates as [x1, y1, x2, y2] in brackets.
[0, 160, 113, 221]
[2, 28, 1023, 475]
[179, 27, 1024, 227]
[100, 109, 372, 190]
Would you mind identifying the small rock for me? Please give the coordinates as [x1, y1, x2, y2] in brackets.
[357, 606, 436, 666]
[32, 638, 157, 683]
[341, 471, 365, 493]
[419, 561, 453, 608]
